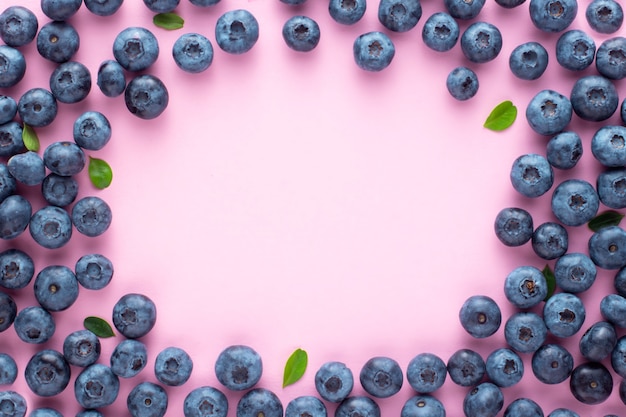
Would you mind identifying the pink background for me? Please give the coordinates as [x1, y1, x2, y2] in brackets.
[3, 0, 626, 415]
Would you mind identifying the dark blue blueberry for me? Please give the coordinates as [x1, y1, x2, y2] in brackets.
[0, 6, 38, 47]
[570, 75, 618, 121]
[353, 31, 395, 72]
[7, 151, 45, 186]
[503, 398, 543, 417]
[579, 321, 617, 361]
[421, 12, 458, 52]
[595, 37, 626, 79]
[615, 266, 626, 296]
[444, 0, 485, 19]
[504, 265, 547, 309]
[531, 344, 573, 384]
[237, 388, 282, 417]
[0, 353, 17, 385]
[494, 207, 533, 247]
[71, 196, 112, 237]
[0, 391, 26, 417]
[314, 361, 354, 403]
[0, 249, 33, 289]
[446, 349, 485, 387]
[591, 125, 626, 167]
[112, 293, 157, 339]
[0, 96, 16, 125]
[41, 0, 82, 21]
[84, 0, 123, 15]
[551, 179, 599, 227]
[400, 395, 445, 417]
[485, 348, 524, 387]
[586, 0, 623, 34]
[504, 311, 547, 353]
[127, 382, 168, 417]
[189, 0, 221, 6]
[600, 293, 626, 327]
[554, 252, 597, 293]
[215, 9, 259, 54]
[378, 0, 422, 32]
[14, 306, 55, 344]
[282, 16, 320, 53]
[75, 253, 113, 290]
[97, 60, 126, 98]
[446, 66, 479, 101]
[0, 164, 15, 202]
[547, 409, 579, 417]
[569, 362, 613, 404]
[532, 222, 568, 260]
[336, 397, 380, 417]
[42, 173, 79, 207]
[510, 153, 554, 198]
[143, 0, 180, 13]
[110, 339, 148, 378]
[546, 131, 582, 170]
[525, 89, 572, 136]
[17, 88, 58, 128]
[34, 265, 79, 312]
[556, 30, 596, 71]
[543, 292, 586, 337]
[463, 382, 503, 417]
[25, 349, 70, 396]
[125, 74, 169, 120]
[281, 0, 307, 4]
[43, 141, 86, 177]
[495, 0, 525, 7]
[360, 356, 403, 398]
[0, 195, 31, 240]
[74, 111, 111, 151]
[49, 61, 92, 104]
[29, 205, 72, 249]
[529, 0, 578, 32]
[36, 21, 80, 63]
[460, 22, 502, 63]
[589, 226, 626, 270]
[113, 27, 159, 72]
[509, 41, 549, 80]
[30, 408, 62, 417]
[0, 46, 25, 88]
[459, 294, 501, 338]
[285, 396, 326, 417]
[0, 291, 17, 332]
[75, 364, 120, 409]
[597, 168, 626, 209]
[172, 33, 214, 72]
[406, 353, 446, 393]
[621, 378, 626, 405]
[183, 386, 228, 417]
[0, 122, 23, 157]
[329, 0, 366, 24]
[63, 329, 101, 368]
[154, 346, 193, 386]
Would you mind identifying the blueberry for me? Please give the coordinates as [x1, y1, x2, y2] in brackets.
[504, 265, 548, 309]
[49, 61, 92, 104]
[215, 9, 259, 54]
[335, 396, 380, 417]
[71, 196, 112, 237]
[285, 396, 326, 417]
[378, 0, 422, 32]
[25, 349, 70, 397]
[0, 291, 16, 332]
[7, 151, 45, 186]
[444, 0, 485, 19]
[615, 266, 626, 296]
[0, 46, 25, 89]
[555, 30, 596, 71]
[503, 398, 543, 417]
[509, 41, 549, 80]
[183, 386, 229, 417]
[495, 0, 526, 7]
[36, 21, 80, 63]
[41, 0, 82, 21]
[578, 321, 617, 362]
[74, 364, 120, 409]
[280, 0, 307, 4]
[458, 294, 501, 338]
[172, 33, 214, 72]
[586, 0, 623, 34]
[113, 27, 159, 72]
[34, 265, 79, 312]
[127, 382, 168, 417]
[569, 362, 613, 404]
[64, 329, 101, 368]
[554, 252, 597, 293]
[597, 168, 626, 209]
[446, 66, 479, 101]
[543, 292, 586, 337]
[0, 391, 26, 417]
[525, 89, 572, 136]
[143, 0, 180, 13]
[154, 346, 193, 386]
[504, 311, 547, 353]
[0, 6, 38, 47]
[510, 153, 554, 198]
[360, 356, 403, 398]
[595, 37, 626, 79]
[0, 122, 23, 158]
[546, 131, 582, 169]
[125, 74, 169, 120]
[85, 0, 123, 15]
[621, 378, 626, 405]
[30, 408, 62, 417]
[494, 207, 533, 247]
[0, 96, 16, 126]
[462, 382, 503, 417]
[529, 0, 578, 32]
[446, 349, 485, 387]
[485, 348, 524, 387]
[314, 361, 354, 403]
[421, 12, 459, 52]
[570, 75, 618, 122]
[29, 205, 72, 249]
[112, 293, 157, 339]
[43, 141, 86, 177]
[17, 88, 58, 128]
[400, 395, 445, 417]
[329, 0, 367, 25]
[0, 195, 31, 240]
[551, 179, 599, 227]
[607, 331, 626, 374]
[189, 0, 221, 6]
[97, 60, 126, 98]
[0, 353, 17, 385]
[75, 253, 114, 290]
[14, 306, 55, 344]
[353, 31, 395, 72]
[531, 222, 568, 260]
[0, 164, 15, 202]
[236, 388, 282, 417]
[547, 409, 579, 417]
[531, 344, 573, 384]
[110, 339, 148, 378]
[406, 353, 446, 393]
[282, 16, 321, 52]
[600, 293, 626, 327]
[41, 174, 79, 207]
[0, 249, 34, 289]
[589, 226, 626, 270]
[591, 125, 626, 167]
[460, 22, 502, 63]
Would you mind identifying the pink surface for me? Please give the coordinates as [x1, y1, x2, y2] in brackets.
[2, 0, 626, 415]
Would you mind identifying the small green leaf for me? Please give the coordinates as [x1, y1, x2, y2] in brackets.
[542, 264, 556, 302]
[153, 12, 184, 30]
[588, 210, 625, 232]
[484, 100, 517, 131]
[283, 348, 308, 387]
[22, 123, 40, 152]
[84, 316, 115, 338]
[88, 157, 113, 189]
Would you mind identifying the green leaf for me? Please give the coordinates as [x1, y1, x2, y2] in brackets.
[283, 348, 308, 387]
[153, 12, 184, 30]
[484, 100, 517, 131]
[88, 157, 113, 189]
[542, 264, 556, 302]
[84, 316, 115, 338]
[22, 123, 40, 152]
[588, 210, 625, 232]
